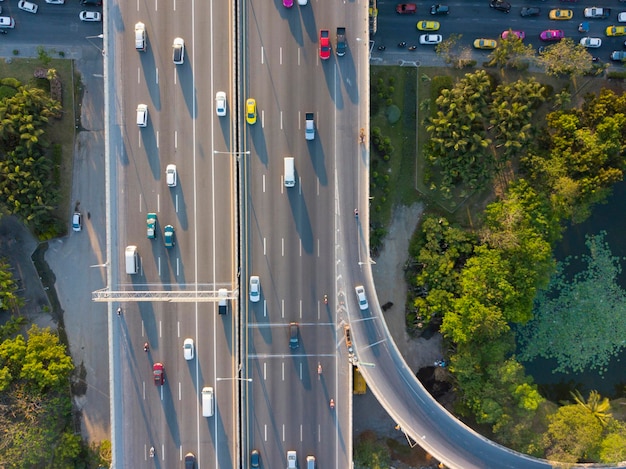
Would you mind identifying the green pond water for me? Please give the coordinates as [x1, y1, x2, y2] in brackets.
[521, 181, 626, 402]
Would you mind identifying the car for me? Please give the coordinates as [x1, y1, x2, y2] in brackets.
[215, 91, 227, 117]
[166, 164, 177, 187]
[146, 213, 156, 239]
[419, 34, 442, 44]
[0, 17, 15, 28]
[305, 112, 315, 140]
[306, 456, 316, 468]
[81, 0, 102, 4]
[173, 37, 185, 64]
[153, 362, 165, 385]
[430, 4, 449, 15]
[249, 275, 260, 303]
[136, 104, 148, 127]
[396, 3, 416, 14]
[250, 449, 260, 468]
[490, 0, 511, 13]
[619, 12, 626, 23]
[184, 452, 196, 469]
[283, 0, 293, 7]
[79, 10, 101, 21]
[583, 7, 610, 19]
[45, 0, 65, 4]
[473, 38, 498, 49]
[183, 338, 194, 360]
[549, 9, 573, 20]
[298, 0, 307, 5]
[416, 20, 439, 31]
[287, 450, 297, 469]
[501, 30, 525, 40]
[540, 29, 564, 41]
[289, 322, 299, 349]
[18, 1, 38, 13]
[580, 37, 602, 48]
[355, 285, 369, 310]
[72, 212, 82, 232]
[135, 22, 146, 51]
[164, 225, 175, 247]
[606, 25, 626, 36]
[611, 50, 626, 61]
[246, 98, 257, 125]
[319, 29, 331, 60]
[520, 7, 540, 17]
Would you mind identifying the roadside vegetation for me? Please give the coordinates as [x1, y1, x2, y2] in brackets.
[371, 41, 626, 462]
[0, 55, 109, 467]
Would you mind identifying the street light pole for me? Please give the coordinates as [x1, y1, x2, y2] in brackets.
[86, 34, 104, 55]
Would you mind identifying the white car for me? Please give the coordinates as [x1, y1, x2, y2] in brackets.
[619, 12, 626, 22]
[172, 37, 185, 64]
[249, 276, 260, 303]
[0, 17, 15, 28]
[183, 338, 194, 360]
[18, 1, 38, 13]
[72, 212, 82, 232]
[166, 164, 177, 187]
[355, 285, 369, 311]
[215, 91, 227, 117]
[298, 0, 307, 4]
[419, 34, 442, 45]
[79, 11, 101, 22]
[287, 451, 297, 469]
[580, 37, 602, 48]
[45, 0, 65, 4]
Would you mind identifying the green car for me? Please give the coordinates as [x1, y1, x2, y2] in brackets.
[164, 225, 175, 248]
[147, 213, 157, 239]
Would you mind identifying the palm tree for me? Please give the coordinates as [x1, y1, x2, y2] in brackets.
[571, 389, 612, 426]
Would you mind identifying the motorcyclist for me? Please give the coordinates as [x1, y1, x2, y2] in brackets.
[324, 294, 328, 305]
[398, 41, 406, 48]
[117, 307, 122, 316]
[354, 208, 359, 218]
[144, 342, 149, 352]
[330, 398, 335, 409]
[149, 447, 155, 458]
[318, 363, 322, 375]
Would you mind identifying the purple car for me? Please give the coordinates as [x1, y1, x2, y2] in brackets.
[540, 29, 564, 41]
[283, 0, 293, 6]
[501, 30, 525, 39]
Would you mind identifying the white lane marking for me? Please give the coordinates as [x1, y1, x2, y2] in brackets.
[282, 361, 285, 381]
[176, 257, 180, 276]
[318, 425, 321, 442]
[156, 68, 159, 85]
[160, 386, 163, 401]
[178, 382, 181, 401]
[158, 257, 161, 276]
[175, 194, 179, 212]
[263, 237, 266, 256]
[263, 362, 267, 381]
[280, 111, 283, 130]
[261, 46, 265, 65]
[263, 300, 267, 318]
[159, 320, 162, 337]
[282, 424, 285, 442]
[139, 194, 143, 212]
[298, 177, 302, 194]
[280, 47, 283, 65]
[154, 0, 157, 11]
[264, 425, 267, 441]
[138, 131, 142, 149]
[137, 67, 140, 84]
[299, 362, 302, 380]
[317, 178, 319, 196]
[261, 110, 264, 128]
[143, 381, 145, 399]
[318, 301, 321, 320]
[174, 68, 177, 85]
[263, 174, 266, 193]
[174, 131, 178, 149]
[300, 424, 303, 442]
[157, 193, 160, 212]
[177, 321, 180, 338]
[299, 239, 302, 257]
[281, 299, 285, 319]
[298, 48, 301, 65]
[299, 300, 302, 319]
[298, 111, 301, 131]
[281, 238, 284, 257]
[156, 131, 159, 148]
[317, 238, 319, 257]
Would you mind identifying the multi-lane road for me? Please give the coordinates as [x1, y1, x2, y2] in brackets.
[241, 0, 367, 467]
[110, 0, 238, 467]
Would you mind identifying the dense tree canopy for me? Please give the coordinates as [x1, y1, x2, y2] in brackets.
[538, 38, 595, 77]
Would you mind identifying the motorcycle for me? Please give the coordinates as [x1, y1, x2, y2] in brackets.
[408, 45, 417, 51]
[397, 41, 407, 48]
[149, 447, 155, 458]
[377, 45, 386, 51]
[330, 398, 335, 409]
[324, 294, 328, 305]
[318, 363, 322, 375]
[144, 342, 149, 352]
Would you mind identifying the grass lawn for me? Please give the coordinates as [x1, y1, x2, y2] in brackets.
[0, 54, 79, 237]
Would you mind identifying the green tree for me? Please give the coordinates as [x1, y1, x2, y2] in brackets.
[487, 31, 535, 68]
[20, 325, 74, 392]
[353, 433, 391, 469]
[571, 390, 611, 426]
[599, 420, 626, 463]
[542, 404, 603, 463]
[538, 38, 594, 77]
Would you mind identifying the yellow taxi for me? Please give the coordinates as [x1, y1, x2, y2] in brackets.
[416, 20, 440, 31]
[473, 38, 497, 50]
[246, 98, 257, 125]
[606, 25, 626, 36]
[549, 9, 573, 20]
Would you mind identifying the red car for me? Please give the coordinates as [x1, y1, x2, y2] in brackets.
[501, 30, 525, 40]
[153, 362, 165, 385]
[319, 30, 331, 60]
[540, 29, 564, 41]
[396, 3, 416, 14]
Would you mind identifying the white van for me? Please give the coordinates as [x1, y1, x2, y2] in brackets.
[125, 246, 138, 275]
[135, 22, 146, 51]
[202, 386, 214, 417]
[136, 104, 148, 127]
[284, 157, 295, 188]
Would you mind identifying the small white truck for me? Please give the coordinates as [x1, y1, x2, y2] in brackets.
[305, 113, 315, 140]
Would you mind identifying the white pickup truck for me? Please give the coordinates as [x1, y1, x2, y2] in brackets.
[583, 7, 610, 18]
